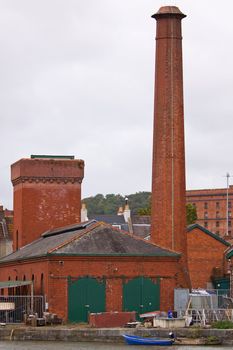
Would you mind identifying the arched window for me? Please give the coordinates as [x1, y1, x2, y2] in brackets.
[40, 273, 44, 295]
[15, 276, 20, 296]
[22, 275, 27, 295]
[8, 276, 12, 296]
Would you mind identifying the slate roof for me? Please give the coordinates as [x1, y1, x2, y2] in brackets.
[0, 221, 179, 263]
[132, 225, 151, 239]
[131, 215, 151, 225]
[89, 215, 125, 225]
[88, 214, 151, 237]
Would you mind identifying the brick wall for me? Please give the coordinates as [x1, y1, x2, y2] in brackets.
[11, 157, 84, 250]
[0, 255, 181, 321]
[186, 187, 233, 239]
[187, 226, 227, 288]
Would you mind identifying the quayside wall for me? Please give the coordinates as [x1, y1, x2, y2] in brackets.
[0, 327, 232, 345]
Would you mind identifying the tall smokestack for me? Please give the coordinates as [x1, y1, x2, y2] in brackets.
[150, 6, 190, 286]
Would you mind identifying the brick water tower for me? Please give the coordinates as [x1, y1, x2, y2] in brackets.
[11, 155, 84, 250]
[150, 6, 190, 287]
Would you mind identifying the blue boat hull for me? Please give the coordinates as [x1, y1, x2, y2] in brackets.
[123, 334, 173, 346]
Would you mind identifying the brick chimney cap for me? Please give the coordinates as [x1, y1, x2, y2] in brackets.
[152, 6, 186, 19]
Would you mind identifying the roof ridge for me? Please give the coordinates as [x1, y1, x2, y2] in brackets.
[103, 222, 181, 255]
[187, 223, 231, 246]
[47, 221, 101, 254]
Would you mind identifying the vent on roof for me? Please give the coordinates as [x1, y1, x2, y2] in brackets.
[112, 224, 121, 230]
[31, 155, 74, 159]
[41, 220, 97, 238]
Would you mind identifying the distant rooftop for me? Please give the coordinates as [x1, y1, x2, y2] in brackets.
[30, 155, 75, 160]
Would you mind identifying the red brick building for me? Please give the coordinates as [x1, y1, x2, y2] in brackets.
[0, 205, 13, 257]
[186, 187, 233, 240]
[0, 6, 194, 322]
[83, 208, 232, 290]
[11, 155, 84, 250]
[187, 224, 230, 289]
[0, 221, 184, 321]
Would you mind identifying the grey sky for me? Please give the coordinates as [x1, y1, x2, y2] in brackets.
[0, 0, 233, 209]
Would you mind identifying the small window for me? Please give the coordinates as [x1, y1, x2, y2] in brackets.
[41, 273, 44, 295]
[228, 230, 231, 235]
[204, 202, 208, 209]
[216, 202, 220, 209]
[216, 221, 220, 227]
[216, 211, 220, 218]
[204, 212, 208, 219]
[216, 231, 219, 235]
[228, 211, 232, 217]
[204, 222, 208, 228]
[192, 203, 196, 207]
[229, 202, 232, 208]
[8, 277, 12, 296]
[229, 221, 232, 227]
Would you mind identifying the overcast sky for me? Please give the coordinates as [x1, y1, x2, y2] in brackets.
[0, 0, 233, 209]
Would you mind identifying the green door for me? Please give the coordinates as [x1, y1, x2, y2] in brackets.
[68, 277, 106, 323]
[213, 277, 230, 291]
[123, 277, 160, 317]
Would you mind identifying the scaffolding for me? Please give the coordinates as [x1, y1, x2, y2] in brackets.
[175, 288, 233, 325]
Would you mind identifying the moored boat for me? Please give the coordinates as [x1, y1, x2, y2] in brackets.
[122, 334, 174, 346]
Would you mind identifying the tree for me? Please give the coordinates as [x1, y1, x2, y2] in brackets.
[137, 201, 197, 226]
[82, 192, 151, 216]
[137, 207, 151, 215]
[82, 192, 197, 226]
[186, 203, 197, 225]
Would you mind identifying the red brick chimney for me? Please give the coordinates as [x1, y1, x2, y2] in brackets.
[11, 155, 84, 250]
[150, 7, 190, 287]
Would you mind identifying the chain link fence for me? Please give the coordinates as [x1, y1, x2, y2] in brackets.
[0, 295, 45, 323]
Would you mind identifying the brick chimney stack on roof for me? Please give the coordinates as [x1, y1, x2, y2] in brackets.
[117, 206, 124, 215]
[150, 6, 190, 287]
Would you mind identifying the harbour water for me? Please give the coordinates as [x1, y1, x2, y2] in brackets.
[0, 342, 231, 350]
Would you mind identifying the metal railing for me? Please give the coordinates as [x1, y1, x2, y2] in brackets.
[178, 308, 233, 326]
[190, 289, 231, 309]
[0, 295, 45, 323]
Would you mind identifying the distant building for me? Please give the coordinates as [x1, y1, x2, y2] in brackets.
[85, 201, 151, 239]
[186, 187, 233, 240]
[0, 205, 13, 257]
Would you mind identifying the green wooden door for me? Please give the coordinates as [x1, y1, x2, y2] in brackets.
[123, 277, 160, 317]
[68, 277, 105, 323]
[213, 277, 230, 291]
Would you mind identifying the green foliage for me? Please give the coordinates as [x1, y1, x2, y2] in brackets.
[186, 203, 197, 225]
[204, 336, 221, 345]
[189, 327, 202, 338]
[137, 207, 151, 215]
[82, 192, 151, 215]
[127, 192, 151, 215]
[211, 320, 233, 329]
[83, 192, 197, 227]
